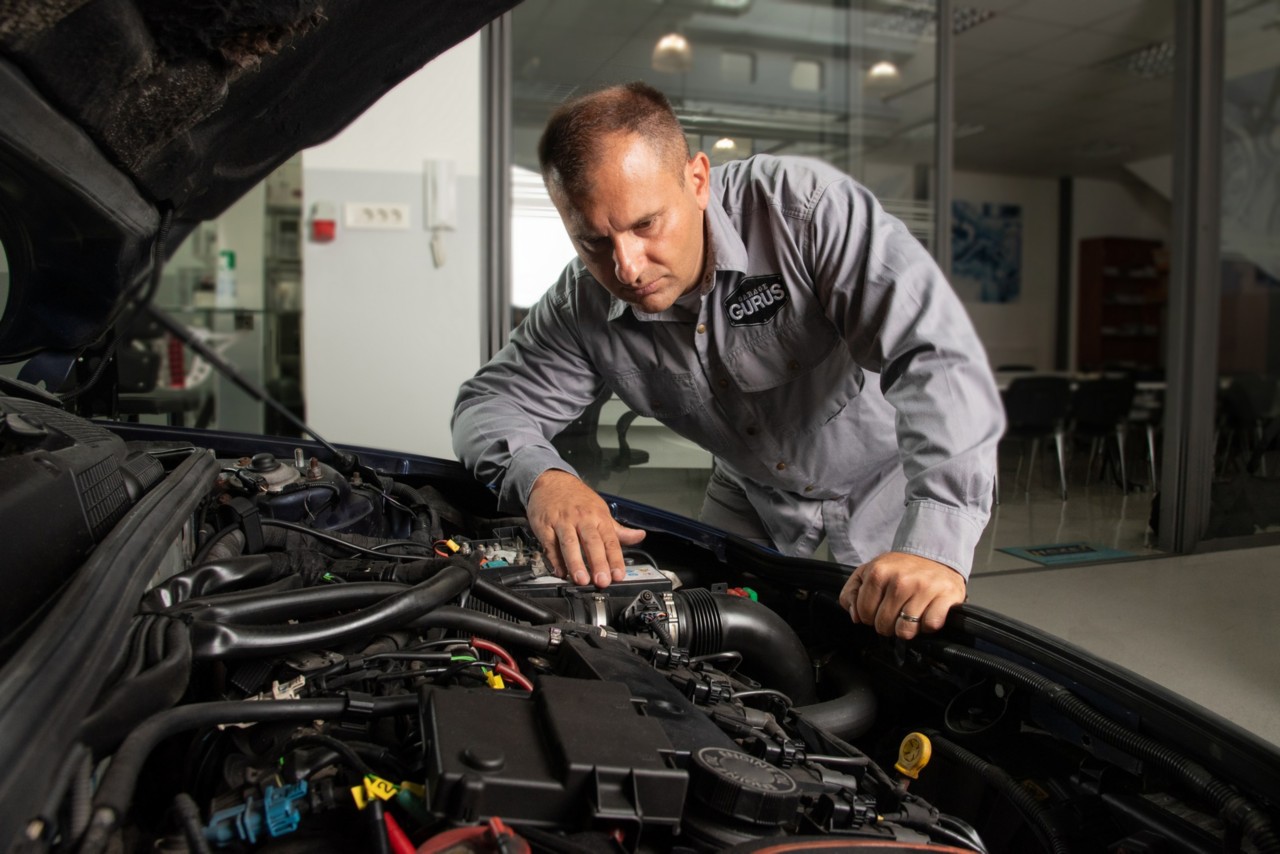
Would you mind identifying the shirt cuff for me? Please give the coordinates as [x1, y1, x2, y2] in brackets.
[501, 445, 582, 511]
[891, 500, 986, 580]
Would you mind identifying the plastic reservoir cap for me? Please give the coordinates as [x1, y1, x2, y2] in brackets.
[895, 732, 932, 779]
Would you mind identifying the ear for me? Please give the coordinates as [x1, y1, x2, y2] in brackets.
[687, 151, 711, 211]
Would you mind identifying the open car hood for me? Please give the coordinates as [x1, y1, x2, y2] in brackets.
[0, 0, 518, 360]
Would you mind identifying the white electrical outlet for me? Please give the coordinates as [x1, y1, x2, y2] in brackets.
[344, 202, 411, 230]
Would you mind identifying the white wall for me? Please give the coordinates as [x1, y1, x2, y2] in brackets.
[953, 170, 1060, 371]
[301, 37, 484, 460]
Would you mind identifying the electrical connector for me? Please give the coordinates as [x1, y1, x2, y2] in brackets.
[205, 781, 307, 847]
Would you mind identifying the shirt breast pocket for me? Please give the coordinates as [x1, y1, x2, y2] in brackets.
[722, 318, 860, 438]
[721, 317, 842, 392]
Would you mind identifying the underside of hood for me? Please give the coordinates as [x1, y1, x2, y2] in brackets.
[0, 0, 519, 360]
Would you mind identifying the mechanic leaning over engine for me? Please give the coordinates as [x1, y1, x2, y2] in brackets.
[452, 81, 1005, 640]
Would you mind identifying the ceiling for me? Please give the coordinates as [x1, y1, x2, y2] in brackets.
[511, 0, 1279, 183]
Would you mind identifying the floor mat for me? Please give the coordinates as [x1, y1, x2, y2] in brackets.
[997, 541, 1135, 566]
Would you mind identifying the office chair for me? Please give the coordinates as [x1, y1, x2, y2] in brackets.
[1069, 375, 1137, 492]
[1001, 375, 1072, 500]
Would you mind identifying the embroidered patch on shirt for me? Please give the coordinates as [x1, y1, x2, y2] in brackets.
[724, 274, 788, 326]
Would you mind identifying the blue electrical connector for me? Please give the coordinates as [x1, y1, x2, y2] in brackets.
[205, 781, 308, 847]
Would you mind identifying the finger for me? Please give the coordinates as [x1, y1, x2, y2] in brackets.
[534, 524, 567, 579]
[855, 570, 895, 634]
[893, 597, 928, 640]
[556, 524, 590, 586]
[602, 530, 627, 585]
[616, 524, 647, 546]
[838, 569, 861, 612]
[577, 526, 613, 588]
[920, 586, 964, 633]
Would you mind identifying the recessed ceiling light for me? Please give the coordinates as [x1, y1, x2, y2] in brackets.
[713, 137, 737, 151]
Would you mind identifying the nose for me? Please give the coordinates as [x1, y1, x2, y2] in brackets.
[612, 234, 645, 285]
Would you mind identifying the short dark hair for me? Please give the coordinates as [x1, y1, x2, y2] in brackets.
[538, 81, 691, 198]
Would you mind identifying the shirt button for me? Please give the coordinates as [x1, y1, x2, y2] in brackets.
[776, 461, 787, 471]
[804, 485, 814, 493]
[787, 359, 800, 371]
[746, 427, 757, 436]
[717, 378, 728, 389]
[651, 400, 662, 410]
[697, 323, 707, 334]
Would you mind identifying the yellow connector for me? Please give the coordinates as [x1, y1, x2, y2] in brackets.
[486, 671, 506, 690]
[895, 732, 932, 780]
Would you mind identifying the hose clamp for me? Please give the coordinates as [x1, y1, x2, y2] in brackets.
[662, 592, 679, 648]
[547, 626, 564, 651]
[587, 593, 610, 629]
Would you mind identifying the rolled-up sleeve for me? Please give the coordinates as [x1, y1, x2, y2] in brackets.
[451, 268, 606, 511]
[808, 177, 1005, 577]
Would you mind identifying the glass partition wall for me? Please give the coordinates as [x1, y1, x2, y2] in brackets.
[1207, 0, 1280, 543]
[508, 0, 940, 519]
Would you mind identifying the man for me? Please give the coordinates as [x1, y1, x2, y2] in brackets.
[453, 82, 1004, 639]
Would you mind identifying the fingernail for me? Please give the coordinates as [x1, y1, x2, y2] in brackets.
[573, 571, 589, 585]
[848, 605, 860, 623]
[595, 571, 610, 587]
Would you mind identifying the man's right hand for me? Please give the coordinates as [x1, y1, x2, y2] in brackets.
[526, 469, 647, 588]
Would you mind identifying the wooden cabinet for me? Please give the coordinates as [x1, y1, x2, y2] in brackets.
[1077, 237, 1168, 372]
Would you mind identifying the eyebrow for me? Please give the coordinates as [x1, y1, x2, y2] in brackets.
[573, 210, 663, 244]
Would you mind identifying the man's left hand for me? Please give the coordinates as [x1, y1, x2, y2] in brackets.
[838, 552, 966, 639]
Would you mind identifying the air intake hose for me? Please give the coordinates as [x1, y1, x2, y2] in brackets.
[677, 590, 816, 706]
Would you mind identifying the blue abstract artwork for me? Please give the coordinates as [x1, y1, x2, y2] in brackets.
[952, 200, 1022, 303]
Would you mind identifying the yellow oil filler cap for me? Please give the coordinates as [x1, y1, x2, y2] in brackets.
[895, 732, 933, 780]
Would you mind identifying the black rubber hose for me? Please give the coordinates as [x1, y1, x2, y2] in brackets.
[173, 793, 213, 854]
[80, 619, 194, 752]
[178, 582, 409, 624]
[260, 521, 428, 560]
[141, 553, 294, 610]
[471, 575, 561, 625]
[404, 605, 562, 653]
[933, 643, 1280, 854]
[191, 522, 241, 567]
[80, 695, 418, 854]
[388, 480, 440, 541]
[190, 561, 476, 659]
[792, 654, 878, 739]
[927, 732, 1070, 854]
[677, 590, 817, 706]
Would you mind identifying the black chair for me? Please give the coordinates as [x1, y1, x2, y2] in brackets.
[1217, 373, 1278, 476]
[551, 393, 649, 486]
[1069, 375, 1137, 492]
[1001, 376, 1072, 500]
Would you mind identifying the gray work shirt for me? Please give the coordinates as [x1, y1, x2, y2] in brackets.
[452, 154, 1004, 577]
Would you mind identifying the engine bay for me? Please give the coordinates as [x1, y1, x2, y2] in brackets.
[2, 394, 1279, 853]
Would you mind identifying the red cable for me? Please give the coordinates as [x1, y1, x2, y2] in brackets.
[470, 637, 517, 671]
[384, 811, 415, 854]
[494, 662, 535, 692]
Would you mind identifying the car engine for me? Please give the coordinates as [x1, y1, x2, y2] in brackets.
[3, 394, 1279, 854]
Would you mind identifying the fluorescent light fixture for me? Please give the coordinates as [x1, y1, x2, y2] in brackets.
[713, 137, 737, 151]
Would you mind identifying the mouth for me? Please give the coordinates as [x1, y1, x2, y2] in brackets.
[628, 279, 662, 299]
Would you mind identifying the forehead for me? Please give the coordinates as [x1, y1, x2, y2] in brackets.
[556, 133, 683, 228]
